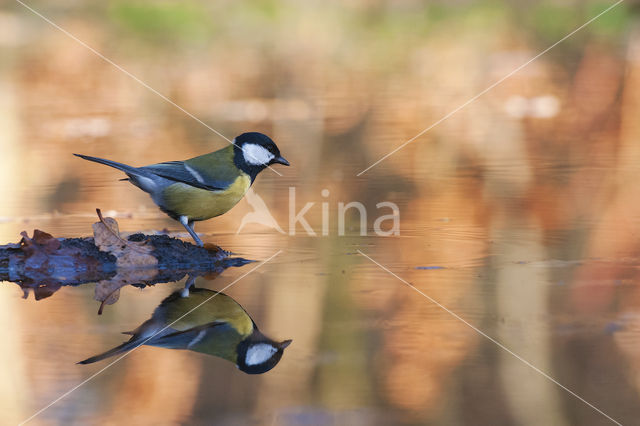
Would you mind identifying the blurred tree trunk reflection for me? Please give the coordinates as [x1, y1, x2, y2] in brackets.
[494, 222, 567, 426]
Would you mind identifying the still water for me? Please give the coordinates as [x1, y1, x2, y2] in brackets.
[2, 1, 640, 425]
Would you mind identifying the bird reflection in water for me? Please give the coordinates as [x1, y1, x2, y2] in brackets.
[79, 286, 292, 374]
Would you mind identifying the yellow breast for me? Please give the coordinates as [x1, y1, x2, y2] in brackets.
[161, 174, 251, 221]
[165, 291, 254, 337]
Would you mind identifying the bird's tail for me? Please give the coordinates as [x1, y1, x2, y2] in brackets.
[74, 153, 141, 176]
[77, 339, 143, 364]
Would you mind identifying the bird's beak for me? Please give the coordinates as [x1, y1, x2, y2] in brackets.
[280, 339, 292, 349]
[272, 156, 290, 166]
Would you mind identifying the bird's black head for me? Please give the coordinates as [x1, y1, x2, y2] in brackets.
[233, 132, 289, 181]
[236, 333, 292, 374]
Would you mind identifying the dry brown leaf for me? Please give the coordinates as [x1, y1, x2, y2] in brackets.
[92, 211, 157, 269]
[20, 229, 61, 254]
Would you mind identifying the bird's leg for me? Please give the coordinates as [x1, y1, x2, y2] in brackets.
[188, 219, 203, 246]
[179, 215, 203, 247]
[180, 274, 197, 298]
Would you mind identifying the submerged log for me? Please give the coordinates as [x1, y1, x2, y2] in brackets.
[0, 209, 252, 304]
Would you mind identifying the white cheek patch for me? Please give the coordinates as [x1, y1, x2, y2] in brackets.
[243, 144, 275, 166]
[245, 343, 277, 366]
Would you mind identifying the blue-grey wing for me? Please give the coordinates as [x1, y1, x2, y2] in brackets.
[146, 322, 236, 349]
[142, 161, 227, 191]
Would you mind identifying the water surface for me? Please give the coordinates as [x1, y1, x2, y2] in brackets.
[2, 1, 640, 425]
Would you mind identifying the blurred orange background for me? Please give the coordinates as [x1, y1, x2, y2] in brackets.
[1, 1, 639, 425]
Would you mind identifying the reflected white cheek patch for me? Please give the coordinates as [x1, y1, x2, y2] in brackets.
[245, 343, 277, 365]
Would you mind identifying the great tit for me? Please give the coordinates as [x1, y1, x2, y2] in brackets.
[74, 132, 289, 246]
[78, 287, 292, 374]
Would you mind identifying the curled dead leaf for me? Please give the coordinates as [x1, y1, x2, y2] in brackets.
[92, 209, 157, 269]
